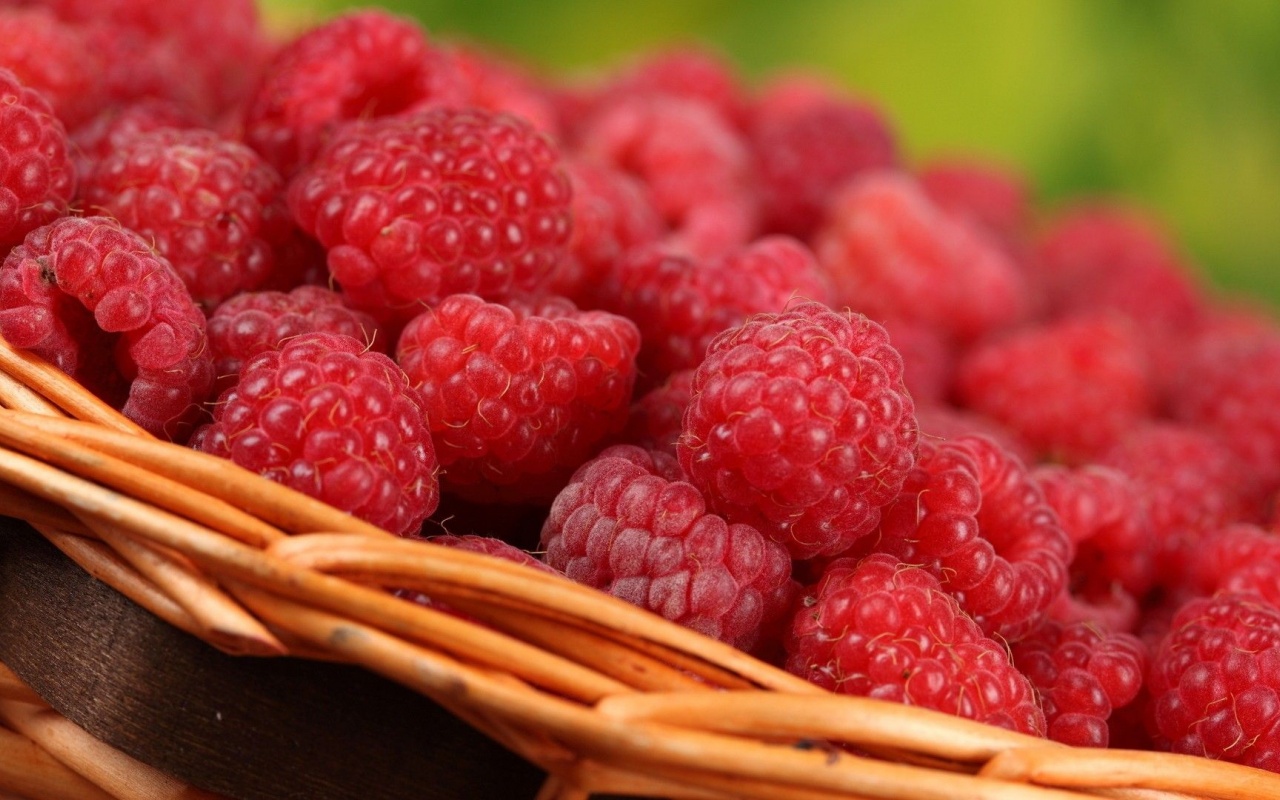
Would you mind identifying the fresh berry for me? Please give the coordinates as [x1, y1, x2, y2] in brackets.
[206, 285, 382, 396]
[622, 368, 695, 457]
[0, 215, 213, 438]
[0, 68, 75, 250]
[443, 43, 560, 136]
[1009, 619, 1147, 747]
[427, 533, 559, 574]
[913, 403, 1034, 464]
[1188, 524, 1280, 607]
[785, 553, 1045, 735]
[599, 47, 749, 130]
[677, 301, 919, 560]
[1147, 593, 1280, 770]
[954, 313, 1155, 463]
[69, 99, 203, 184]
[856, 435, 1072, 641]
[813, 171, 1030, 344]
[541, 444, 796, 652]
[288, 106, 572, 326]
[877, 316, 956, 405]
[0, 6, 105, 128]
[81, 127, 302, 308]
[396, 293, 640, 504]
[192, 331, 439, 536]
[918, 156, 1030, 247]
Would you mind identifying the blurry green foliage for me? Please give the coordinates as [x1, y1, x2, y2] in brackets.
[266, 0, 1280, 307]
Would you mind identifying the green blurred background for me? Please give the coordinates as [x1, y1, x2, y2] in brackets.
[263, 0, 1280, 308]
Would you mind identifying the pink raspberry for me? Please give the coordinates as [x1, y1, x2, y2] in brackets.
[0, 7, 105, 128]
[1188, 524, 1280, 607]
[1147, 593, 1280, 771]
[541, 444, 796, 652]
[914, 403, 1034, 463]
[0, 216, 213, 439]
[954, 313, 1156, 463]
[69, 99, 203, 184]
[396, 294, 640, 504]
[918, 156, 1031, 246]
[192, 332, 439, 536]
[813, 171, 1030, 344]
[877, 316, 956, 405]
[0, 68, 75, 250]
[206, 285, 382, 396]
[427, 533, 559, 575]
[443, 43, 560, 136]
[595, 237, 833, 389]
[622, 368, 696, 457]
[288, 106, 572, 326]
[677, 301, 919, 560]
[81, 127, 302, 308]
[857, 435, 1072, 641]
[599, 47, 749, 130]
[785, 553, 1045, 736]
[1009, 619, 1147, 747]
[241, 9, 465, 177]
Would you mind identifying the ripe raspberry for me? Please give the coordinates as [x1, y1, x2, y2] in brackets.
[82, 127, 302, 308]
[1147, 593, 1280, 770]
[747, 78, 898, 239]
[443, 43, 560, 136]
[1047, 584, 1141, 636]
[596, 237, 833, 389]
[541, 444, 795, 652]
[0, 216, 213, 439]
[1188, 524, 1280, 607]
[426, 533, 559, 575]
[1009, 619, 1147, 747]
[954, 313, 1155, 463]
[192, 332, 439, 536]
[0, 68, 75, 250]
[677, 302, 919, 560]
[206, 285, 382, 396]
[69, 99, 203, 184]
[918, 156, 1031, 247]
[622, 368, 695, 457]
[241, 9, 465, 177]
[878, 316, 955, 405]
[396, 294, 640, 504]
[913, 403, 1033, 464]
[599, 47, 749, 130]
[813, 171, 1030, 344]
[857, 435, 1072, 641]
[288, 106, 572, 325]
[785, 553, 1045, 736]
[0, 7, 105, 128]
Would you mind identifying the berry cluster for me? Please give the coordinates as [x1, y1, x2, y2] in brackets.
[5, 0, 1280, 769]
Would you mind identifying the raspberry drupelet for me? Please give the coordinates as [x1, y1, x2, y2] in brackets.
[677, 301, 919, 561]
[288, 106, 573, 327]
[785, 553, 1046, 736]
[0, 68, 76, 250]
[541, 444, 796, 652]
[192, 332, 439, 536]
[0, 216, 213, 439]
[396, 293, 640, 504]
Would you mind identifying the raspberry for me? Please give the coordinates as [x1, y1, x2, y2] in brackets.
[444, 43, 560, 136]
[1009, 619, 1147, 747]
[288, 106, 572, 326]
[877, 316, 955, 405]
[914, 403, 1034, 463]
[918, 156, 1031, 246]
[622, 368, 695, 457]
[813, 171, 1030, 344]
[241, 9, 465, 177]
[69, 99, 203, 184]
[426, 533, 559, 575]
[81, 127, 302, 308]
[1047, 584, 1141, 636]
[396, 293, 640, 504]
[0, 216, 213, 439]
[192, 332, 439, 536]
[857, 435, 1072, 641]
[595, 237, 833, 389]
[540, 444, 796, 652]
[784, 553, 1045, 735]
[954, 313, 1156, 463]
[0, 68, 75, 250]
[1147, 593, 1280, 771]
[747, 78, 898, 239]
[0, 7, 105, 128]
[1188, 524, 1280, 606]
[677, 301, 919, 560]
[600, 47, 749, 130]
[206, 285, 382, 396]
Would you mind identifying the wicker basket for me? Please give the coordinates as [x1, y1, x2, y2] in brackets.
[0, 331, 1276, 800]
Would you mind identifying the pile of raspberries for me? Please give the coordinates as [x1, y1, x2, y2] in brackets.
[6, 0, 1280, 768]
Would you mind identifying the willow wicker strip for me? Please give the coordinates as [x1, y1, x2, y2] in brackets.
[0, 332, 1277, 800]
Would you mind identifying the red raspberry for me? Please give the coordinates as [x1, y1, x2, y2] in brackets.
[1047, 584, 1141, 636]
[954, 313, 1155, 463]
[540, 444, 795, 652]
[0, 68, 75, 250]
[206, 285, 382, 396]
[596, 237, 833, 389]
[396, 294, 640, 504]
[443, 43, 560, 136]
[1009, 619, 1147, 747]
[0, 216, 213, 439]
[858, 435, 1072, 641]
[69, 99, 203, 184]
[1189, 524, 1280, 606]
[600, 47, 749, 130]
[918, 156, 1031, 247]
[81, 127, 302, 308]
[785, 553, 1045, 736]
[677, 301, 919, 560]
[813, 171, 1030, 344]
[192, 332, 439, 536]
[241, 9, 465, 177]
[914, 403, 1033, 463]
[622, 368, 696, 457]
[878, 316, 956, 405]
[1147, 593, 1280, 771]
[288, 106, 572, 326]
[747, 77, 898, 239]
[427, 533, 559, 575]
[0, 7, 105, 128]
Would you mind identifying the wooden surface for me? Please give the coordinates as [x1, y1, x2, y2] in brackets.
[0, 519, 546, 800]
